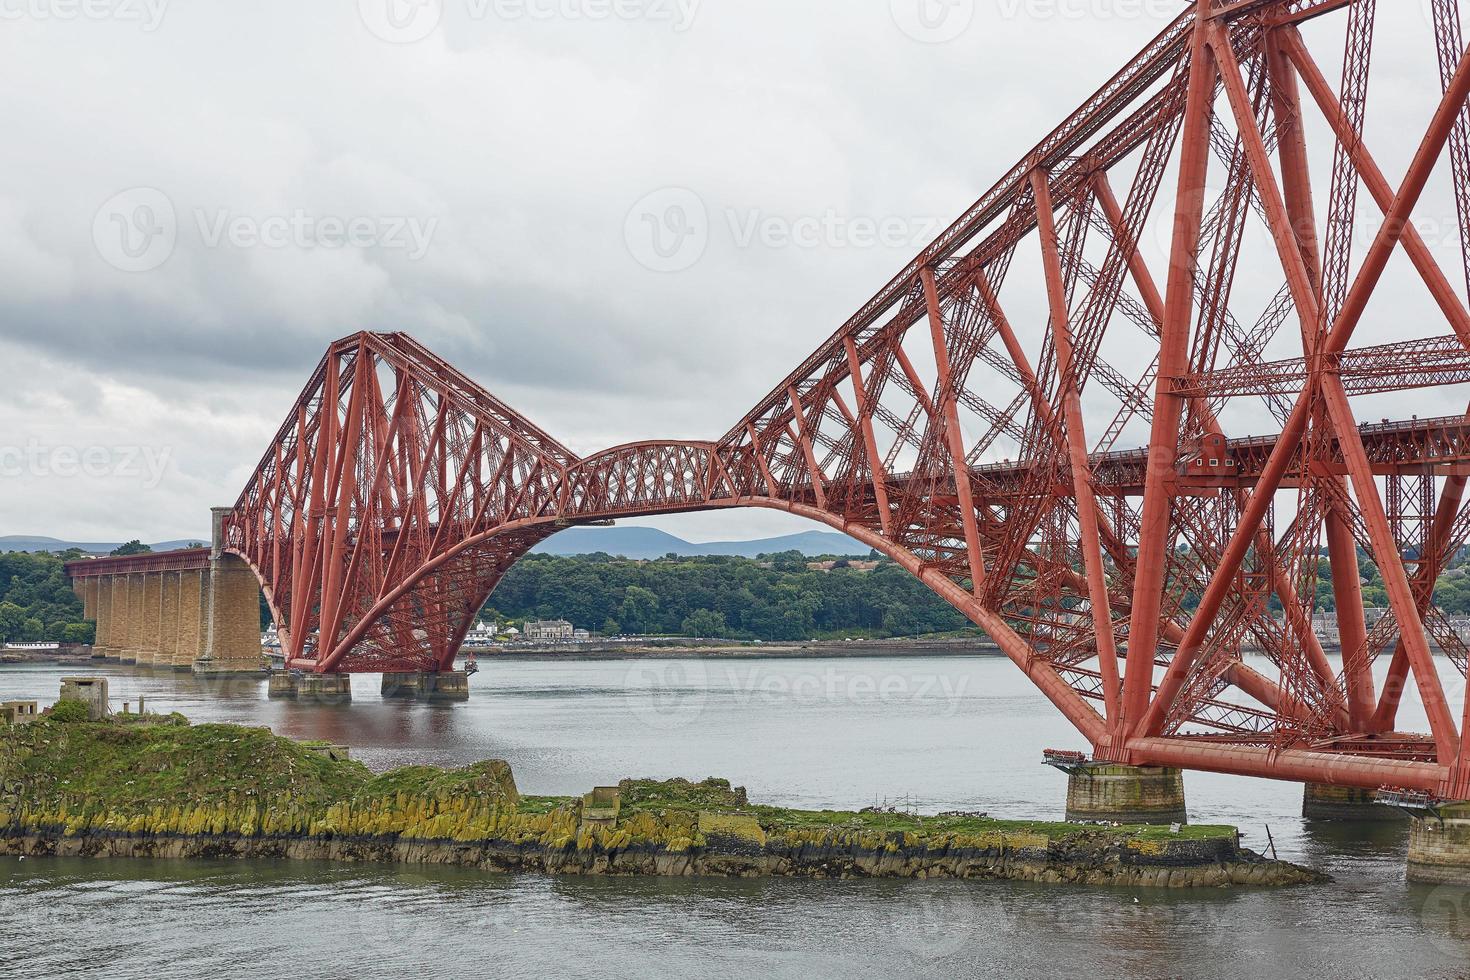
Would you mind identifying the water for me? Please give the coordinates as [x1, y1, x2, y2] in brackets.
[2, 654, 1470, 978]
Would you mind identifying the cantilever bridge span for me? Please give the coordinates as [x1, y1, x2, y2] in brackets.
[66, 0, 1470, 799]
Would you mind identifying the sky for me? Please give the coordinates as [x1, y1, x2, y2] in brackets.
[0, 1, 1465, 544]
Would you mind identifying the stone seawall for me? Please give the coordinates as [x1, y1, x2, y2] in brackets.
[0, 829, 1314, 887]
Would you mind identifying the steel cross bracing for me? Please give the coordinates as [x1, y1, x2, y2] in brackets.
[222, 0, 1470, 797]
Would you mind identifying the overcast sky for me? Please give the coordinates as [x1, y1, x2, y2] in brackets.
[0, 1, 1463, 544]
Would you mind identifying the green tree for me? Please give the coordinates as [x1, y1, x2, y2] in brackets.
[110, 540, 152, 556]
[681, 609, 727, 638]
[620, 586, 660, 634]
[0, 601, 25, 641]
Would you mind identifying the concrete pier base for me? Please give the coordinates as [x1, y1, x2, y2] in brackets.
[1065, 764, 1187, 825]
[382, 671, 470, 702]
[191, 661, 267, 678]
[267, 672, 352, 702]
[1302, 782, 1406, 822]
[1408, 803, 1470, 884]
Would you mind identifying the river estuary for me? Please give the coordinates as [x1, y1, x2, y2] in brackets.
[2, 653, 1469, 978]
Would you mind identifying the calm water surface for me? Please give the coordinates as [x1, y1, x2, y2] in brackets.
[2, 654, 1470, 979]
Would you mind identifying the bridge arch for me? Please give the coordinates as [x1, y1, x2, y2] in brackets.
[219, 0, 1470, 798]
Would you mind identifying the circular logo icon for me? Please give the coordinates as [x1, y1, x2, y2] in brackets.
[358, 0, 443, 44]
[93, 187, 176, 273]
[348, 874, 441, 956]
[623, 659, 709, 731]
[1421, 883, 1470, 956]
[890, 0, 975, 44]
[624, 187, 709, 273]
[887, 887, 1002, 960]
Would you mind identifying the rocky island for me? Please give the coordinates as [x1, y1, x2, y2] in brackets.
[0, 700, 1317, 887]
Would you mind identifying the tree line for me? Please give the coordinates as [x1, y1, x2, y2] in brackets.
[0, 550, 94, 644]
[482, 551, 974, 641]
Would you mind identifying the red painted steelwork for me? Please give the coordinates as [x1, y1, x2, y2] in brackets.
[211, 1, 1470, 797]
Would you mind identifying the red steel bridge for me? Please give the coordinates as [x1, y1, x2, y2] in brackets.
[76, 0, 1470, 799]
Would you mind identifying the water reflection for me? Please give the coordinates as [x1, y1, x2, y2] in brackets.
[4, 657, 1470, 978]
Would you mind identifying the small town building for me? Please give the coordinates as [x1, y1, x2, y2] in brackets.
[525, 620, 575, 643]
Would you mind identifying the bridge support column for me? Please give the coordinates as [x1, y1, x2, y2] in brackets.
[193, 507, 265, 677]
[1064, 764, 1187, 825]
[81, 578, 105, 657]
[121, 573, 144, 664]
[158, 572, 181, 671]
[382, 671, 470, 702]
[92, 576, 116, 658]
[268, 672, 352, 702]
[138, 573, 162, 668]
[1408, 803, 1470, 884]
[1303, 783, 1406, 822]
[105, 575, 126, 659]
[177, 569, 206, 668]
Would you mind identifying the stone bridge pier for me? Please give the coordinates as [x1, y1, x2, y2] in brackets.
[66, 508, 264, 676]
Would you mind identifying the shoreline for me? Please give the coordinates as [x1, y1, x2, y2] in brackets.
[11, 638, 1470, 668]
[0, 828, 1316, 887]
[0, 710, 1319, 889]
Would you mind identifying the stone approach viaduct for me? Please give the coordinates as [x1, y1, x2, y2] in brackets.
[55, 1, 1470, 880]
[66, 510, 263, 677]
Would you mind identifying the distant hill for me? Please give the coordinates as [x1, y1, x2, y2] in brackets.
[531, 527, 870, 560]
[0, 535, 206, 555]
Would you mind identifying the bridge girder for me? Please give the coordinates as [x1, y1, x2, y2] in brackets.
[201, 0, 1470, 798]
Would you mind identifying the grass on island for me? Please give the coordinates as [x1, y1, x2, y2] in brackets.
[0, 708, 1236, 847]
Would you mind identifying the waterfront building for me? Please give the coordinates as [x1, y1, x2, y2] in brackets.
[525, 620, 575, 643]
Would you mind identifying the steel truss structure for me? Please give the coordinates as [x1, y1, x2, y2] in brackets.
[226, 0, 1470, 796]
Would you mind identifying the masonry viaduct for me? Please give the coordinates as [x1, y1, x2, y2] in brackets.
[66, 509, 264, 676]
